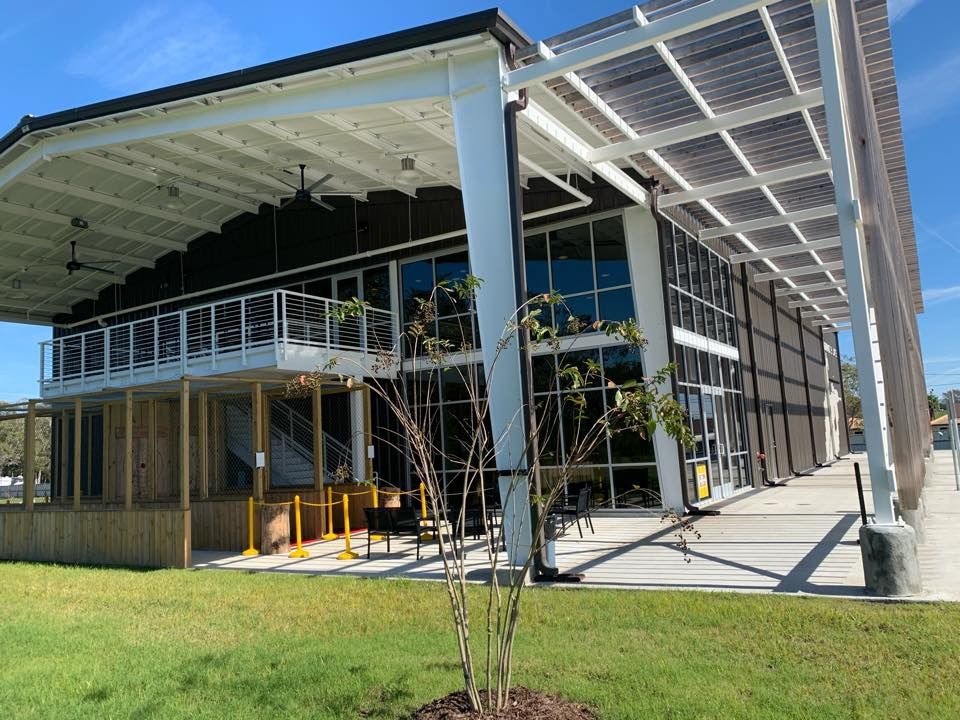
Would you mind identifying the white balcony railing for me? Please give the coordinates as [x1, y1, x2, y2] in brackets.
[39, 290, 396, 397]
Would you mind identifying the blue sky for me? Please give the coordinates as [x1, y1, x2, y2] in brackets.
[0, 0, 954, 400]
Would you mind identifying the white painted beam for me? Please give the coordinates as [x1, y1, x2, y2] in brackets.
[753, 260, 845, 282]
[19, 174, 220, 233]
[100, 148, 279, 206]
[700, 204, 836, 240]
[0, 200, 187, 252]
[814, 0, 895, 522]
[787, 296, 847, 309]
[504, 0, 778, 90]
[801, 307, 848, 319]
[589, 89, 823, 163]
[775, 280, 847, 296]
[657, 159, 833, 208]
[520, 100, 648, 206]
[729, 236, 840, 263]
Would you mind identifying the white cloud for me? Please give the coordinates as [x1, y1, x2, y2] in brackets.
[66, 3, 260, 93]
[888, 0, 924, 23]
[922, 285, 960, 306]
[898, 49, 960, 129]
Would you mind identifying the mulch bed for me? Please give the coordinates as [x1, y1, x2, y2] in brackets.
[412, 687, 597, 719]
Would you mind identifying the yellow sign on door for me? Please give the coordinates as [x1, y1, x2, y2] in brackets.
[696, 463, 709, 500]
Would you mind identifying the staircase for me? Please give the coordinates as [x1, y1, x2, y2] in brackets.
[223, 399, 353, 486]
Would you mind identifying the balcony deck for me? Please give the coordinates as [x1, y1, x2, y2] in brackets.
[39, 290, 396, 398]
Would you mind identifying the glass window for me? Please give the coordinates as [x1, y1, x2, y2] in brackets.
[435, 251, 469, 315]
[555, 294, 597, 336]
[524, 233, 549, 298]
[670, 288, 682, 327]
[304, 277, 331, 299]
[612, 467, 660, 508]
[602, 345, 644, 385]
[598, 287, 635, 324]
[401, 259, 433, 322]
[592, 216, 630, 288]
[362, 266, 391, 311]
[550, 223, 593, 296]
[558, 349, 602, 389]
[532, 354, 557, 394]
[682, 295, 695, 332]
[561, 390, 608, 464]
[607, 391, 656, 463]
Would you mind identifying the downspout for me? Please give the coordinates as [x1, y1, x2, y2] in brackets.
[651, 192, 719, 516]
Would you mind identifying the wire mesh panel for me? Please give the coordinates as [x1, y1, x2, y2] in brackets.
[209, 393, 254, 495]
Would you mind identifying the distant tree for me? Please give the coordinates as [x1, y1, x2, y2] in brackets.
[928, 390, 945, 418]
[0, 403, 52, 480]
[841, 356, 861, 420]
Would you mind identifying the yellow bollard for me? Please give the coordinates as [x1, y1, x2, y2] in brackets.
[419, 481, 433, 541]
[321, 485, 337, 541]
[337, 495, 359, 560]
[370, 485, 383, 541]
[289, 495, 309, 559]
[241, 496, 259, 556]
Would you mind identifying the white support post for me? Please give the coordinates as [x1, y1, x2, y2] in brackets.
[812, 0, 895, 524]
[350, 386, 366, 483]
[450, 49, 532, 565]
[948, 391, 960, 492]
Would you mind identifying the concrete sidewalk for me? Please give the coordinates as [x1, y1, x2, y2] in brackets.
[193, 452, 960, 600]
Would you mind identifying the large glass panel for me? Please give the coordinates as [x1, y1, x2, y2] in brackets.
[598, 287, 635, 324]
[561, 389, 608, 464]
[362, 266, 391, 310]
[670, 288, 682, 327]
[612, 467, 660, 508]
[607, 391, 656, 463]
[401, 259, 433, 322]
[694, 300, 705, 336]
[524, 233, 549, 298]
[532, 354, 557, 394]
[663, 230, 677, 286]
[550, 223, 593, 296]
[682, 295, 695, 332]
[685, 235, 700, 296]
[441, 364, 485, 402]
[559, 349, 602, 389]
[592, 216, 630, 288]
[555, 294, 597, 336]
[699, 245, 712, 304]
[304, 277, 331, 299]
[675, 230, 690, 292]
[436, 251, 469, 315]
[602, 345, 644, 385]
[688, 389, 703, 458]
[535, 395, 562, 464]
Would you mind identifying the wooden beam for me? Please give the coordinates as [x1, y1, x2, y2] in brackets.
[252, 383, 264, 501]
[198, 391, 209, 499]
[147, 399, 157, 501]
[73, 398, 82, 510]
[102, 404, 111, 505]
[59, 410, 68, 503]
[85, 415, 93, 497]
[23, 400, 35, 511]
[263, 394, 272, 492]
[312, 386, 323, 491]
[363, 385, 373, 483]
[180, 379, 190, 511]
[124, 391, 133, 510]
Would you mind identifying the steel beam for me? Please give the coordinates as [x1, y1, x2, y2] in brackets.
[787, 296, 847, 309]
[753, 260, 845, 282]
[730, 236, 840, 263]
[504, 0, 778, 90]
[814, 0, 896, 523]
[700, 204, 837, 240]
[775, 280, 846, 296]
[591, 89, 823, 163]
[658, 159, 833, 208]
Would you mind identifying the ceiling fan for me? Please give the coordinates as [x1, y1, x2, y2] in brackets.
[65, 241, 116, 276]
[278, 164, 336, 211]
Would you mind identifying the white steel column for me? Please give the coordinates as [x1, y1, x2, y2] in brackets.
[350, 386, 367, 483]
[812, 0, 895, 524]
[449, 49, 532, 563]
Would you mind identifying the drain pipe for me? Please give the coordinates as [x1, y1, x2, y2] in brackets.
[651, 188, 719, 517]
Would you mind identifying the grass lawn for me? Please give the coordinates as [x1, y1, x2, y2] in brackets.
[0, 563, 957, 719]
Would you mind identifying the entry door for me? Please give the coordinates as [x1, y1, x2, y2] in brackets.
[702, 391, 726, 499]
[712, 391, 734, 498]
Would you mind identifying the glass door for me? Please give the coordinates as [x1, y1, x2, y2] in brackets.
[712, 390, 734, 498]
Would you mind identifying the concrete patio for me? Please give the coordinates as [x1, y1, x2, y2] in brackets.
[193, 452, 960, 600]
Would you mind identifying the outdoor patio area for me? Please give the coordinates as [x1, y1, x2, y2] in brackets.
[193, 452, 960, 600]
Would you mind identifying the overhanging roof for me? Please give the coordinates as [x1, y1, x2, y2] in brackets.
[512, 0, 921, 318]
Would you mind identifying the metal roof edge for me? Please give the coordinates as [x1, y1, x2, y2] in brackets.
[0, 8, 530, 158]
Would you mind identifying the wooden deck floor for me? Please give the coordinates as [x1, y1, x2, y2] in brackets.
[193, 454, 960, 599]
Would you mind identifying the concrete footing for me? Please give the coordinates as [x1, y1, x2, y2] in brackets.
[901, 497, 926, 545]
[860, 523, 922, 597]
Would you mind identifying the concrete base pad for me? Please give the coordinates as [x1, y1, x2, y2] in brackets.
[860, 523, 922, 597]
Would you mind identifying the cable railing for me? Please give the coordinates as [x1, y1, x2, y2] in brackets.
[39, 289, 396, 395]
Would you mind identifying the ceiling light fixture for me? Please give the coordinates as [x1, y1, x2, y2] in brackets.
[164, 185, 186, 210]
[70, 217, 89, 229]
[396, 156, 422, 187]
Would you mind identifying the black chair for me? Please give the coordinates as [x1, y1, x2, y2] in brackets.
[364, 507, 440, 560]
[555, 486, 595, 538]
